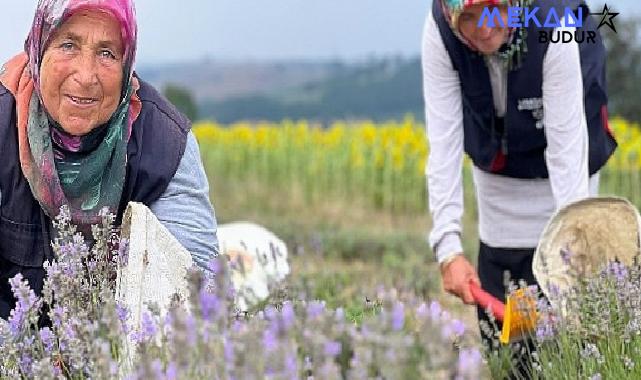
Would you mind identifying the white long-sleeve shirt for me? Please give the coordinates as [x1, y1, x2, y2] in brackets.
[422, 12, 598, 264]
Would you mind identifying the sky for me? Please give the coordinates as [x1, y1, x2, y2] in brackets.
[1, 0, 638, 66]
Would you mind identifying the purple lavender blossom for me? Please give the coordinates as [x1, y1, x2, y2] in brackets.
[441, 319, 465, 338]
[457, 348, 482, 378]
[131, 311, 157, 343]
[185, 315, 198, 346]
[223, 336, 235, 363]
[284, 353, 298, 378]
[8, 308, 25, 336]
[116, 303, 130, 334]
[265, 306, 278, 321]
[86, 260, 97, 271]
[416, 302, 429, 319]
[606, 261, 628, 282]
[19, 354, 33, 378]
[450, 319, 466, 337]
[306, 301, 326, 319]
[536, 321, 555, 341]
[151, 359, 164, 378]
[281, 302, 296, 329]
[199, 289, 220, 321]
[391, 302, 405, 331]
[8, 274, 41, 335]
[324, 340, 342, 357]
[165, 362, 178, 380]
[582, 343, 605, 364]
[429, 301, 442, 321]
[39, 327, 55, 353]
[117, 238, 130, 266]
[208, 258, 223, 275]
[263, 326, 279, 352]
[231, 320, 244, 333]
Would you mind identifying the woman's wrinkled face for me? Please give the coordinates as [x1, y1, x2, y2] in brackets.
[458, 4, 510, 54]
[40, 10, 124, 136]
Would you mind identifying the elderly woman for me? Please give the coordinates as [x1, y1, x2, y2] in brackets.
[423, 0, 616, 371]
[0, 0, 219, 319]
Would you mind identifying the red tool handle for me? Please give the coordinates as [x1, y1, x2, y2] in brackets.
[469, 282, 505, 322]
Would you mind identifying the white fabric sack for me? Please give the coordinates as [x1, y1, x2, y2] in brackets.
[218, 222, 290, 311]
[116, 202, 193, 327]
[116, 202, 193, 372]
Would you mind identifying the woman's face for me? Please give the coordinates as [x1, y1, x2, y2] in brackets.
[458, 4, 510, 55]
[39, 10, 124, 136]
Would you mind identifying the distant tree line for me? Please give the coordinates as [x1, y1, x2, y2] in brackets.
[196, 58, 424, 124]
[163, 17, 641, 125]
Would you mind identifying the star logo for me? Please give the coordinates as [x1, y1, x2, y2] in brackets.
[590, 4, 619, 33]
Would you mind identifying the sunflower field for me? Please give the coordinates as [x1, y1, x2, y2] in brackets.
[194, 116, 641, 213]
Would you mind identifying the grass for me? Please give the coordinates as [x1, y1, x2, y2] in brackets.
[207, 171, 483, 336]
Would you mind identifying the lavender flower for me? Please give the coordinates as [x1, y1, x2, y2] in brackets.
[456, 347, 482, 379]
[199, 289, 220, 321]
[416, 302, 429, 319]
[223, 336, 235, 363]
[281, 302, 296, 329]
[131, 311, 157, 343]
[0, 206, 489, 379]
[262, 326, 279, 352]
[450, 319, 466, 337]
[116, 302, 131, 334]
[117, 238, 130, 266]
[8, 274, 41, 335]
[165, 362, 178, 380]
[39, 327, 55, 353]
[581, 343, 605, 364]
[391, 302, 405, 331]
[284, 353, 298, 378]
[324, 340, 342, 357]
[429, 301, 442, 321]
[605, 261, 628, 282]
[306, 301, 326, 319]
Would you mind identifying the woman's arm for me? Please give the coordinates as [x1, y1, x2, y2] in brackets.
[149, 131, 220, 270]
[422, 11, 466, 265]
[542, 21, 590, 209]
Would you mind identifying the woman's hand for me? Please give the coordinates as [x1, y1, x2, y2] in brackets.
[440, 254, 481, 305]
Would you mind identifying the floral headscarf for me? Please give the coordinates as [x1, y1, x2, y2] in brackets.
[27, 0, 138, 102]
[0, 0, 141, 228]
[441, 0, 532, 69]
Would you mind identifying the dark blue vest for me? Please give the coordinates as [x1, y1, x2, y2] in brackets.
[0, 77, 191, 318]
[432, 0, 616, 178]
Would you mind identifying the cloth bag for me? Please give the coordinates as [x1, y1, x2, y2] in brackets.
[116, 202, 193, 371]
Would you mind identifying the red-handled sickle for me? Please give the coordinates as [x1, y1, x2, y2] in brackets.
[468, 281, 538, 344]
[468, 281, 505, 322]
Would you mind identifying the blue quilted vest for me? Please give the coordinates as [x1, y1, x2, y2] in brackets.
[0, 77, 191, 318]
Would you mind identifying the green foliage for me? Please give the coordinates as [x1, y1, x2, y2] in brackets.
[163, 83, 198, 121]
[602, 15, 641, 123]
